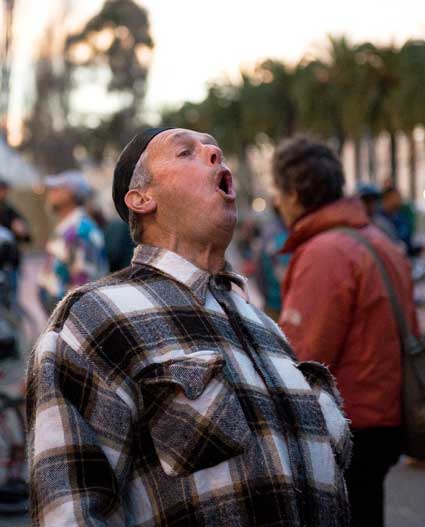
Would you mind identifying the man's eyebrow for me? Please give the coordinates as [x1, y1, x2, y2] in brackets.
[201, 134, 218, 146]
[168, 131, 218, 146]
[169, 131, 190, 142]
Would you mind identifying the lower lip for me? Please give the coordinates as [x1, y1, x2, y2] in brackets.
[216, 188, 236, 202]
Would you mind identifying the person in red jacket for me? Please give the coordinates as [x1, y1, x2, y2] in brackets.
[272, 136, 417, 527]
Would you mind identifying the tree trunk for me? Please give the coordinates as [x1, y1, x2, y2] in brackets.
[366, 132, 376, 181]
[353, 138, 362, 183]
[407, 131, 417, 202]
[335, 129, 345, 156]
[389, 130, 398, 186]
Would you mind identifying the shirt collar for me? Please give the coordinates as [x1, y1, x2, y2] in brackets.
[131, 244, 249, 305]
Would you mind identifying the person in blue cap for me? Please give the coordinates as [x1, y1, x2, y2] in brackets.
[37, 170, 107, 314]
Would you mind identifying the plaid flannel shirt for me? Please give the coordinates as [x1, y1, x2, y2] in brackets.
[27, 244, 351, 527]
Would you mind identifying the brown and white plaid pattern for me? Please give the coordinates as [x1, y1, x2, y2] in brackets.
[27, 244, 351, 526]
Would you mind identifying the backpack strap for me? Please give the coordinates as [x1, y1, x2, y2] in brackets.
[334, 227, 414, 350]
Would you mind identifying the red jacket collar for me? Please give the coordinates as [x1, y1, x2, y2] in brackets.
[281, 198, 370, 253]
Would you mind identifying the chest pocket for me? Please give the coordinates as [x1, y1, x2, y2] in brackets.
[139, 351, 251, 477]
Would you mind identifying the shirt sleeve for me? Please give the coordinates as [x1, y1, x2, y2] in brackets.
[26, 330, 133, 526]
[279, 242, 356, 368]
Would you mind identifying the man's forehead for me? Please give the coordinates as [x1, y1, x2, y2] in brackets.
[149, 128, 218, 152]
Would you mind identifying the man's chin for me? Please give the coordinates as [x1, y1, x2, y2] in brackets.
[216, 210, 238, 241]
[220, 204, 237, 224]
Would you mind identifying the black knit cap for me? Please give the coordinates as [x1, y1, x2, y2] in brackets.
[112, 127, 173, 222]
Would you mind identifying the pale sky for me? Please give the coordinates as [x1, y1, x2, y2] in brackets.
[6, 0, 425, 141]
[141, 0, 425, 110]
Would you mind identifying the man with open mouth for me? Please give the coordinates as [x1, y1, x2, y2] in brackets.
[27, 127, 351, 526]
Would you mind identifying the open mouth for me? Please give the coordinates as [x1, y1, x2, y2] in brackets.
[216, 169, 236, 201]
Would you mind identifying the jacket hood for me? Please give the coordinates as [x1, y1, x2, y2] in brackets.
[281, 198, 369, 253]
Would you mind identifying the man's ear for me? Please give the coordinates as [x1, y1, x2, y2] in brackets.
[124, 188, 157, 215]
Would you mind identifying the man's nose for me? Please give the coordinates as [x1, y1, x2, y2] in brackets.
[204, 144, 222, 165]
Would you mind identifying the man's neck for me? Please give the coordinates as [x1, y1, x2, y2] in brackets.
[143, 232, 227, 275]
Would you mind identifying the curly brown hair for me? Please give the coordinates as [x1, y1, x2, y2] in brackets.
[272, 136, 345, 211]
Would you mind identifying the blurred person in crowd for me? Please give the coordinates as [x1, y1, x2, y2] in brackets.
[86, 192, 108, 230]
[0, 225, 20, 360]
[235, 216, 261, 277]
[0, 178, 32, 301]
[85, 192, 135, 271]
[273, 136, 418, 527]
[377, 186, 421, 257]
[27, 128, 351, 527]
[84, 190, 135, 271]
[356, 182, 401, 246]
[356, 181, 381, 219]
[0, 178, 31, 243]
[104, 215, 135, 272]
[37, 170, 107, 315]
[0, 224, 19, 305]
[255, 204, 290, 321]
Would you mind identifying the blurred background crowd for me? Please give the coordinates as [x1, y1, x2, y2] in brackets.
[0, 0, 425, 525]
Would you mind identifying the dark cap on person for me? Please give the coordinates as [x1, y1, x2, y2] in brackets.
[112, 127, 173, 223]
[356, 181, 381, 199]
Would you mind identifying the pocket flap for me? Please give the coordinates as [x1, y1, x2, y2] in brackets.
[140, 353, 224, 400]
[138, 352, 251, 477]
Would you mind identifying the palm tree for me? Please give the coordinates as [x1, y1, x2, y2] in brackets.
[293, 36, 376, 182]
[390, 40, 425, 200]
[369, 45, 401, 185]
[326, 36, 381, 182]
[293, 58, 345, 150]
[248, 60, 297, 141]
